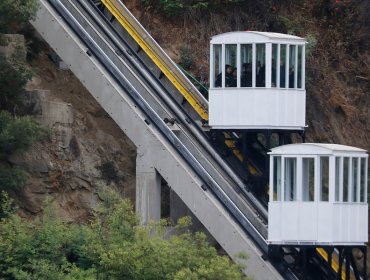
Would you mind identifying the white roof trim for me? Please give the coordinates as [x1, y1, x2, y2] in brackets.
[211, 31, 307, 44]
[269, 143, 368, 155]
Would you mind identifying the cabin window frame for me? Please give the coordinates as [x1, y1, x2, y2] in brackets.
[302, 156, 316, 202]
[210, 40, 306, 90]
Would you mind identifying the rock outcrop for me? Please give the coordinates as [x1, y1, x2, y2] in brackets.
[1, 34, 137, 221]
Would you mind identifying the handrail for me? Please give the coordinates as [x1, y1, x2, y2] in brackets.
[176, 64, 208, 94]
[46, 0, 269, 252]
[101, 0, 209, 120]
[101, 0, 260, 180]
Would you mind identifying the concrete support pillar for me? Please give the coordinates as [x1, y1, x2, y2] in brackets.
[136, 151, 161, 225]
[170, 189, 189, 223]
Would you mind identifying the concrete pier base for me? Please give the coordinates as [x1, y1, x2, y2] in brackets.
[135, 151, 161, 225]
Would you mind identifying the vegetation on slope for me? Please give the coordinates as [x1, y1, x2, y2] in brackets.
[0, 2, 250, 279]
[0, 1, 49, 193]
[0, 188, 248, 280]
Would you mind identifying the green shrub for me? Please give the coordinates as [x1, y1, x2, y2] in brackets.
[21, 25, 46, 61]
[0, 111, 49, 191]
[0, 111, 50, 159]
[96, 161, 123, 184]
[0, 188, 250, 279]
[0, 0, 39, 33]
[0, 166, 27, 191]
[141, 0, 209, 17]
[0, 54, 33, 111]
[305, 33, 318, 59]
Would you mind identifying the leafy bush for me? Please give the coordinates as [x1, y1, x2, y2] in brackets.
[0, 189, 249, 279]
[0, 111, 50, 159]
[0, 0, 39, 33]
[20, 25, 47, 61]
[0, 166, 27, 191]
[0, 111, 49, 191]
[0, 54, 33, 111]
[96, 161, 123, 184]
[140, 0, 246, 17]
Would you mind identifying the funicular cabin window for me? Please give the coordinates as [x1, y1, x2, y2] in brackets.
[360, 158, 367, 202]
[302, 158, 315, 201]
[213, 44, 222, 87]
[343, 157, 350, 202]
[225, 44, 237, 87]
[271, 44, 278, 87]
[256, 44, 266, 87]
[289, 45, 297, 88]
[297, 46, 303, 89]
[352, 158, 359, 202]
[335, 157, 341, 202]
[279, 44, 287, 88]
[320, 157, 329, 201]
[241, 44, 253, 88]
[284, 158, 297, 201]
[273, 156, 282, 201]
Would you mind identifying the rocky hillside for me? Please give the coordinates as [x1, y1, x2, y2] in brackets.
[1, 35, 136, 220]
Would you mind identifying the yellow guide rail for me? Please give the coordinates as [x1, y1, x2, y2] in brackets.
[101, 0, 259, 174]
[101, 0, 209, 120]
[316, 248, 355, 280]
[101, 0, 258, 173]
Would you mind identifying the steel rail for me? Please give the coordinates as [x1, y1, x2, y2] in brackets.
[43, 1, 304, 278]
[101, 0, 209, 120]
[47, 0, 269, 253]
[87, 2, 350, 280]
[70, 0, 268, 235]
[101, 0, 263, 193]
[82, 0, 269, 224]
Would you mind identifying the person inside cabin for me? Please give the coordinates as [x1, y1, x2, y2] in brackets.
[280, 60, 286, 88]
[230, 68, 237, 87]
[256, 61, 265, 87]
[215, 69, 222, 87]
[215, 64, 234, 87]
[271, 59, 277, 87]
[289, 67, 295, 88]
[225, 65, 235, 87]
[241, 63, 252, 87]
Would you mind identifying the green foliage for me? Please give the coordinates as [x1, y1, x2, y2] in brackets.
[158, 0, 211, 16]
[21, 25, 46, 61]
[277, 16, 304, 35]
[0, 111, 50, 159]
[305, 33, 318, 59]
[0, 166, 27, 191]
[141, 0, 246, 17]
[0, 191, 16, 218]
[0, 0, 39, 33]
[0, 188, 249, 280]
[160, 0, 185, 16]
[179, 44, 194, 69]
[96, 161, 123, 184]
[0, 54, 33, 111]
[0, 111, 49, 191]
